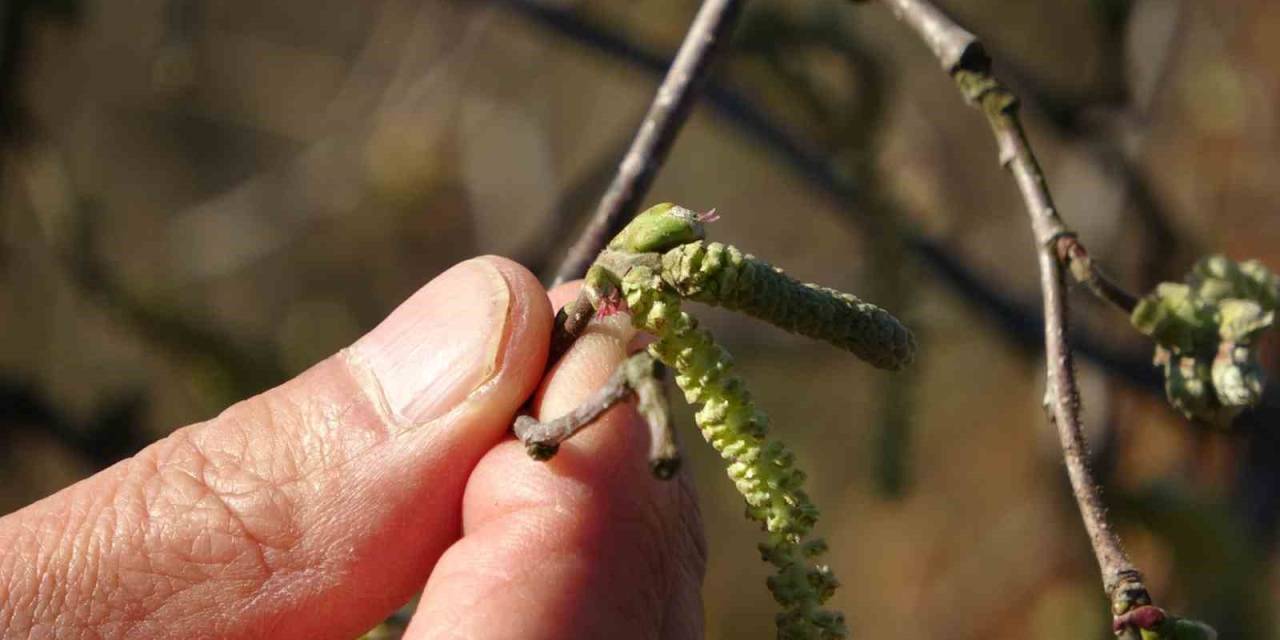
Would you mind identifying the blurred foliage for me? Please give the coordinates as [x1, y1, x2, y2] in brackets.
[2, 0, 1280, 638]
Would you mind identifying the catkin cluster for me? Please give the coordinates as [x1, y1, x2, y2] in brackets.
[661, 241, 915, 370]
[622, 265, 847, 640]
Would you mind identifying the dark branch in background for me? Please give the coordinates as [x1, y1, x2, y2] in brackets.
[551, 0, 746, 285]
[868, 0, 1152, 627]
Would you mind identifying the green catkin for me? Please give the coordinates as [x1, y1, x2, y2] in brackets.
[622, 265, 848, 640]
[661, 241, 915, 370]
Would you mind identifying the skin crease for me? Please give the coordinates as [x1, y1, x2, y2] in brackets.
[0, 256, 705, 640]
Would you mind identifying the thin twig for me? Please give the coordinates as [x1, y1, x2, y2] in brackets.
[551, 0, 745, 285]
[1057, 235, 1138, 315]
[633, 356, 680, 479]
[513, 361, 633, 459]
[514, 352, 680, 477]
[869, 0, 1152, 625]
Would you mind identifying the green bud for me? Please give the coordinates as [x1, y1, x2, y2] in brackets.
[607, 202, 707, 253]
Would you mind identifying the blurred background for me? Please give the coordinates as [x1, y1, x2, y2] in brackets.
[1, 0, 1278, 637]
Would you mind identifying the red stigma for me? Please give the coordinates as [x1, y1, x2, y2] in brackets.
[596, 292, 628, 318]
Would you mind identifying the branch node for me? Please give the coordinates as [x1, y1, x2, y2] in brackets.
[1055, 234, 1140, 315]
[953, 69, 1017, 116]
[1108, 569, 1152, 615]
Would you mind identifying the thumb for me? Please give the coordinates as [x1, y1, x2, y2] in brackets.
[0, 256, 551, 640]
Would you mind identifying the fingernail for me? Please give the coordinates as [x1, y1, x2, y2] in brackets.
[353, 258, 512, 424]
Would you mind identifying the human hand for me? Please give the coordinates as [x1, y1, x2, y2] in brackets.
[0, 257, 706, 639]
